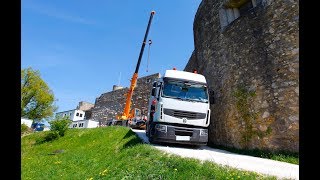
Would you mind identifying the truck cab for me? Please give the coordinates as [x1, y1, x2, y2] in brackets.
[146, 69, 214, 145]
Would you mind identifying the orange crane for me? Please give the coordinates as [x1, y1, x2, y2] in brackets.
[114, 10, 155, 126]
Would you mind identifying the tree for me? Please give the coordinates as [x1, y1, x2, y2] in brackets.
[21, 67, 57, 121]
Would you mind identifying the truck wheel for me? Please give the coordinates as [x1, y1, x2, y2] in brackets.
[148, 135, 154, 144]
[148, 123, 155, 144]
[145, 122, 150, 137]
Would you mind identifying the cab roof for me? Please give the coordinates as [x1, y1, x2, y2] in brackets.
[163, 70, 207, 84]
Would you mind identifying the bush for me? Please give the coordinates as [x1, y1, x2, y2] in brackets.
[21, 124, 29, 133]
[21, 124, 32, 136]
[44, 131, 60, 142]
[35, 131, 60, 144]
[49, 116, 72, 137]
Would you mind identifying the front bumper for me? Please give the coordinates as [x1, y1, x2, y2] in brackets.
[151, 124, 208, 145]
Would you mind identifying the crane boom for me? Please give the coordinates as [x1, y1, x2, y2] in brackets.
[119, 11, 155, 120]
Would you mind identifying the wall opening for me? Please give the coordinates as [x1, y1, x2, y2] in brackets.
[219, 0, 263, 31]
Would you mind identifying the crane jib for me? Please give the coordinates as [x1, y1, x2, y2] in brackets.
[120, 11, 155, 120]
[134, 11, 155, 74]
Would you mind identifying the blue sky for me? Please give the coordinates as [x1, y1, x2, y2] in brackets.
[22, 0, 202, 113]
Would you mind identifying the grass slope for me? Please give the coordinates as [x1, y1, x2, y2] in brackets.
[22, 127, 277, 180]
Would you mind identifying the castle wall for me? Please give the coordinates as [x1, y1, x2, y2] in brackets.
[185, 0, 299, 152]
[91, 73, 160, 125]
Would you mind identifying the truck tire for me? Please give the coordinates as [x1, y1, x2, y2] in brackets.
[146, 124, 150, 137]
[148, 122, 156, 144]
[148, 134, 154, 144]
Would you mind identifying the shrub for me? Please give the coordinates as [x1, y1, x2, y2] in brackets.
[44, 131, 60, 142]
[35, 131, 60, 144]
[21, 124, 32, 136]
[49, 116, 72, 137]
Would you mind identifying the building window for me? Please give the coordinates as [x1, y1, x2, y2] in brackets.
[64, 113, 67, 117]
[76, 113, 79, 116]
[70, 113, 72, 116]
[73, 124, 77, 128]
[146, 78, 151, 83]
[79, 123, 84, 127]
[80, 114, 83, 117]
[219, 0, 258, 31]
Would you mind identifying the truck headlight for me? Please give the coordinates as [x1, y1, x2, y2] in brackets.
[155, 124, 167, 132]
[200, 129, 208, 136]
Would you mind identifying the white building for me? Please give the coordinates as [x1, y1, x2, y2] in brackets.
[56, 109, 85, 121]
[69, 119, 99, 129]
[56, 109, 99, 129]
[21, 117, 33, 128]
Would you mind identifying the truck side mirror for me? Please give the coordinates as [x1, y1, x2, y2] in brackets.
[153, 82, 157, 87]
[209, 90, 215, 104]
[151, 88, 156, 96]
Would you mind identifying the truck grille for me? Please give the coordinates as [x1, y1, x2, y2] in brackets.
[163, 108, 206, 119]
[174, 128, 193, 136]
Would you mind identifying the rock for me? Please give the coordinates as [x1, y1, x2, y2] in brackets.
[48, 149, 64, 155]
[289, 115, 299, 121]
[262, 112, 270, 118]
[261, 100, 269, 108]
[259, 125, 268, 132]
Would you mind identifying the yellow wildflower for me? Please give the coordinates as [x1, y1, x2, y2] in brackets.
[99, 169, 108, 176]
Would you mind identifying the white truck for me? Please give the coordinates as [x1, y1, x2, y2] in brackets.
[146, 69, 214, 145]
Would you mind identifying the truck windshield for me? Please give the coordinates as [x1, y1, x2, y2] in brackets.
[162, 80, 208, 102]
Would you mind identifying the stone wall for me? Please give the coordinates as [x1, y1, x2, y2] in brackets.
[91, 73, 160, 125]
[185, 0, 298, 152]
[77, 101, 94, 111]
[76, 101, 95, 120]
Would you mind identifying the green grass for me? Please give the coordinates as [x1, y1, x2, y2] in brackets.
[208, 144, 299, 165]
[22, 127, 277, 180]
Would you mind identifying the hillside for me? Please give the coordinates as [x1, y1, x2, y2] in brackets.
[22, 127, 276, 179]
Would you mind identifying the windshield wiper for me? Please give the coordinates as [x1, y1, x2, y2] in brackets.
[185, 98, 208, 103]
[163, 95, 183, 100]
[163, 95, 208, 102]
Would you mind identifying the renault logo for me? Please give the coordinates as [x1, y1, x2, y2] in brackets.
[182, 118, 187, 123]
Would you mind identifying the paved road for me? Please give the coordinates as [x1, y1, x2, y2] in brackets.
[132, 129, 299, 180]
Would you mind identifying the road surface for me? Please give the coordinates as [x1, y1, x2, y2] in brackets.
[132, 129, 299, 180]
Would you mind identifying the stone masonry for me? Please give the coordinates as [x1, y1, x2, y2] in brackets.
[185, 0, 298, 152]
[76, 101, 95, 120]
[91, 73, 160, 125]
[77, 101, 94, 111]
